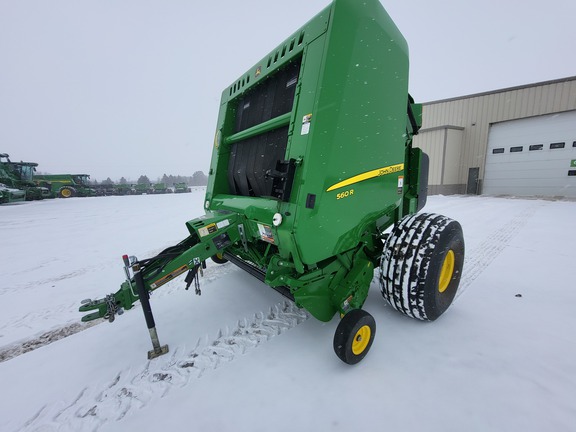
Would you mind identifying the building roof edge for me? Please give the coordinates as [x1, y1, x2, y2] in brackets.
[423, 76, 576, 106]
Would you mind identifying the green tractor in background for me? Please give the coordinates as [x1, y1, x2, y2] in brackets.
[0, 153, 51, 201]
[91, 183, 116, 196]
[81, 0, 465, 365]
[132, 183, 153, 195]
[33, 173, 96, 198]
[113, 183, 134, 196]
[173, 182, 191, 193]
[152, 183, 172, 194]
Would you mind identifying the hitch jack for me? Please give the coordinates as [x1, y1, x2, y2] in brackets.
[130, 256, 169, 360]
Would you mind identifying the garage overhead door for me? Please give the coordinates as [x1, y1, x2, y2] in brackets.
[484, 110, 576, 198]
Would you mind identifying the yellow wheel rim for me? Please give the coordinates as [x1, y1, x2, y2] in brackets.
[352, 325, 371, 355]
[61, 189, 71, 198]
[216, 253, 224, 260]
[438, 250, 455, 293]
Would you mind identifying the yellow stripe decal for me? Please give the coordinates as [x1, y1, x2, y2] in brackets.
[326, 163, 404, 192]
[150, 265, 189, 290]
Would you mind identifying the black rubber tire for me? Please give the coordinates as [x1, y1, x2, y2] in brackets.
[380, 213, 465, 321]
[58, 186, 76, 198]
[333, 309, 376, 365]
[210, 253, 228, 264]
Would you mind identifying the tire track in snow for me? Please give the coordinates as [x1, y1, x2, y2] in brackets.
[17, 300, 309, 432]
[0, 321, 103, 363]
[455, 201, 544, 300]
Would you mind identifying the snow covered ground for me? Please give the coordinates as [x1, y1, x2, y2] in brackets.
[1, 191, 575, 432]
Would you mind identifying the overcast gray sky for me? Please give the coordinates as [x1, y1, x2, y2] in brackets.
[1, 0, 575, 181]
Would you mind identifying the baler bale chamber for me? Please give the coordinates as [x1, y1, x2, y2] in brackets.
[81, 0, 465, 365]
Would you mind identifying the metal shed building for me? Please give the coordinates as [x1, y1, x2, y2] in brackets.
[413, 76, 576, 198]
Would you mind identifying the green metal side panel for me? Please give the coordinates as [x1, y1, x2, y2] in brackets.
[205, 0, 416, 268]
[289, 0, 410, 264]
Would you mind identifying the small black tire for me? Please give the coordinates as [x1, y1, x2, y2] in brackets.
[333, 309, 376, 365]
[210, 253, 228, 264]
[58, 186, 76, 198]
[380, 213, 465, 321]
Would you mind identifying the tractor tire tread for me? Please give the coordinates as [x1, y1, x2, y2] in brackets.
[380, 213, 464, 321]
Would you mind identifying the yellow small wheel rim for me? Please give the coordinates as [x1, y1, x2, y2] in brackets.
[61, 189, 71, 198]
[352, 325, 371, 355]
[216, 253, 224, 260]
[438, 250, 455, 293]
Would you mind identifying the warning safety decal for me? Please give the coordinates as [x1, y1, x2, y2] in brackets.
[198, 223, 218, 238]
[301, 113, 312, 135]
[257, 223, 275, 244]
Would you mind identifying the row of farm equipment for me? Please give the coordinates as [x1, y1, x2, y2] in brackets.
[0, 153, 192, 204]
[92, 182, 192, 197]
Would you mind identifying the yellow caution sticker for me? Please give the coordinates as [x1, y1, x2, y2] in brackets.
[150, 265, 189, 290]
[198, 223, 217, 238]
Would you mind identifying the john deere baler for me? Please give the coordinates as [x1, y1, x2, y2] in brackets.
[81, 0, 464, 365]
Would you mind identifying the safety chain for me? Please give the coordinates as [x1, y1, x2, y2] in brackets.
[104, 294, 122, 323]
[184, 264, 202, 295]
[190, 258, 203, 296]
[194, 269, 201, 296]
